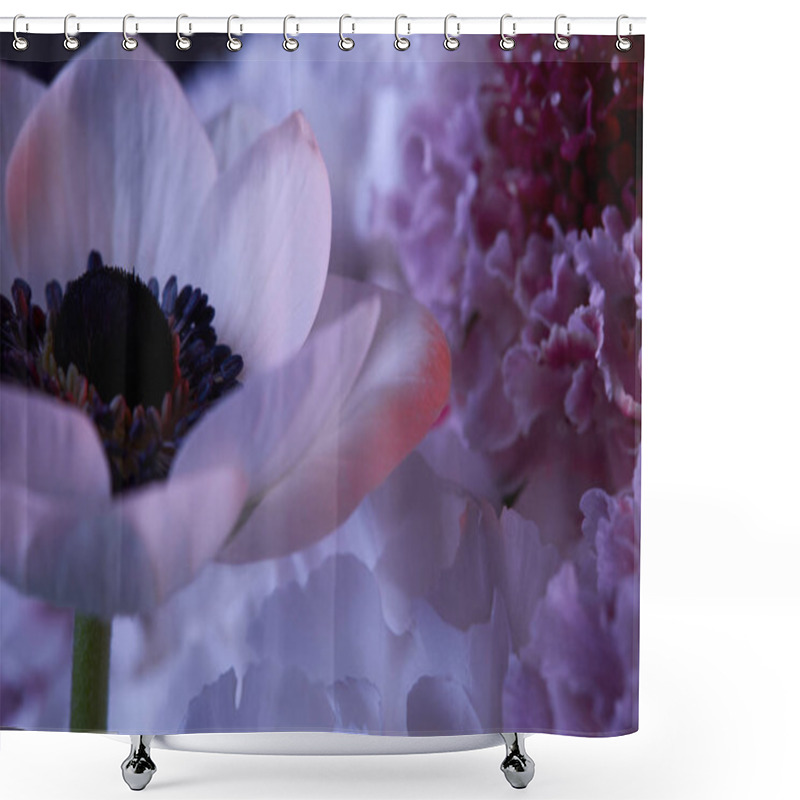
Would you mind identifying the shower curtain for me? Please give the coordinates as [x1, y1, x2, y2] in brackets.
[0, 30, 643, 738]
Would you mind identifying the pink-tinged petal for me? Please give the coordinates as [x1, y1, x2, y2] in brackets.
[175, 275, 450, 563]
[1, 465, 248, 618]
[1, 64, 44, 290]
[205, 103, 271, 173]
[5, 35, 216, 297]
[179, 111, 332, 373]
[172, 275, 382, 527]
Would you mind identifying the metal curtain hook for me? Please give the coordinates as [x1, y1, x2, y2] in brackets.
[554, 14, 570, 51]
[499, 14, 515, 51]
[394, 14, 410, 50]
[443, 13, 460, 51]
[227, 15, 242, 51]
[12, 14, 29, 51]
[283, 15, 299, 51]
[176, 13, 191, 50]
[64, 13, 80, 51]
[122, 14, 138, 51]
[339, 14, 354, 50]
[616, 14, 632, 51]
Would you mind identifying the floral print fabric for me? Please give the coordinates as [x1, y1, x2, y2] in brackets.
[1, 32, 642, 737]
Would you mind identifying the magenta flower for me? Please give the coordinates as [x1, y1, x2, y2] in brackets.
[0, 36, 450, 619]
[480, 36, 643, 238]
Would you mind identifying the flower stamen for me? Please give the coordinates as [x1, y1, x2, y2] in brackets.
[1, 252, 244, 493]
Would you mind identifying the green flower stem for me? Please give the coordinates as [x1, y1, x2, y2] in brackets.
[70, 613, 112, 732]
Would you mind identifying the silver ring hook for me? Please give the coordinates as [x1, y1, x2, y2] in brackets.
[394, 14, 410, 50]
[443, 14, 460, 51]
[176, 13, 191, 50]
[339, 14, 354, 50]
[12, 14, 29, 51]
[64, 13, 79, 51]
[283, 15, 299, 51]
[554, 14, 570, 51]
[616, 15, 632, 51]
[499, 14, 515, 51]
[122, 14, 138, 51]
[227, 15, 242, 51]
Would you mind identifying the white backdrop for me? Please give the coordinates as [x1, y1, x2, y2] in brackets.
[2, 1, 798, 798]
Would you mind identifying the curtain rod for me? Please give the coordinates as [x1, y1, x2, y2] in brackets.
[0, 16, 645, 36]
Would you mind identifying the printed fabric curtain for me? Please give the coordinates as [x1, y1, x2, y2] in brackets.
[0, 30, 643, 737]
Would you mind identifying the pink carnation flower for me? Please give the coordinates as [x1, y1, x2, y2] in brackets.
[377, 38, 642, 551]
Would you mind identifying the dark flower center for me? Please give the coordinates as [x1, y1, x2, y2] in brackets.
[1, 251, 244, 494]
[53, 256, 175, 409]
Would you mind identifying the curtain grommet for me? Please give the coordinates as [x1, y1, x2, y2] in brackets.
[394, 15, 410, 50]
[63, 13, 80, 51]
[12, 14, 29, 51]
[121, 14, 138, 51]
[283, 15, 299, 51]
[499, 14, 515, 51]
[176, 13, 192, 51]
[226, 15, 242, 51]
[554, 14, 570, 51]
[616, 15, 632, 51]
[339, 14, 355, 51]
[443, 14, 460, 51]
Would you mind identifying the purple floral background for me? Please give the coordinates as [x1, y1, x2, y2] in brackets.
[1, 33, 642, 737]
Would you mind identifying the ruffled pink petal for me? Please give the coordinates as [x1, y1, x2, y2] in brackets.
[502, 342, 570, 436]
[178, 111, 332, 373]
[173, 275, 451, 563]
[1, 64, 44, 290]
[5, 34, 216, 297]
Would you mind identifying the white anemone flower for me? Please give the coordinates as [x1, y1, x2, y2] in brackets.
[0, 36, 450, 619]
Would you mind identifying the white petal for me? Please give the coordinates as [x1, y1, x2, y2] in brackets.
[205, 103, 271, 173]
[4, 34, 216, 297]
[173, 275, 450, 563]
[0, 385, 110, 497]
[178, 111, 332, 373]
[1, 385, 249, 616]
[1, 465, 248, 618]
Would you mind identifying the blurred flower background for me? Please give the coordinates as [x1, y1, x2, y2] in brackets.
[1, 33, 641, 738]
